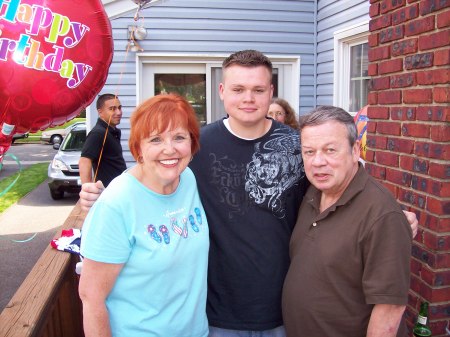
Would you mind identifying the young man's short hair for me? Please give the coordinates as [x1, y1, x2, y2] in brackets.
[222, 49, 273, 75]
[97, 94, 118, 110]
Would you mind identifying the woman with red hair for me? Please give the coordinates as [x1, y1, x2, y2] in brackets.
[79, 93, 209, 337]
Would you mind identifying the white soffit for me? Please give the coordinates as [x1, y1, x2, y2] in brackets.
[102, 0, 163, 19]
[102, 0, 137, 19]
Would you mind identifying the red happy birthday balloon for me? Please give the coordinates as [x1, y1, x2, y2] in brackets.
[0, 0, 113, 158]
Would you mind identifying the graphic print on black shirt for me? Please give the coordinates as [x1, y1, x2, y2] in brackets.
[210, 153, 247, 219]
[208, 126, 304, 220]
[245, 128, 303, 218]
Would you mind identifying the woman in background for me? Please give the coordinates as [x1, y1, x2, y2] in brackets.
[268, 98, 299, 130]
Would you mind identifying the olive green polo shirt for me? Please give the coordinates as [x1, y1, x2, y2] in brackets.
[282, 164, 412, 337]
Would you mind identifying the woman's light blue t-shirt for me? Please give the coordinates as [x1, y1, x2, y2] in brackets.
[81, 167, 209, 337]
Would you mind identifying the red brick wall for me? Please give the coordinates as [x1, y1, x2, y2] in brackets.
[366, 0, 450, 335]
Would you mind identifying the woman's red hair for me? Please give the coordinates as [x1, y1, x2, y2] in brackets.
[129, 93, 200, 161]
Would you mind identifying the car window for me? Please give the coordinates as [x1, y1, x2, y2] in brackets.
[61, 130, 86, 151]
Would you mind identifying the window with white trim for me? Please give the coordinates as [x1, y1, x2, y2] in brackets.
[333, 22, 370, 115]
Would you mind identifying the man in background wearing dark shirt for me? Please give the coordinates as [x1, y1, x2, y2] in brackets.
[79, 93, 127, 187]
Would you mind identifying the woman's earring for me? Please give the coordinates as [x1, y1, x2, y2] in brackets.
[138, 155, 144, 163]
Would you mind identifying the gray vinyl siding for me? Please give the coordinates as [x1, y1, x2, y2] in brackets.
[315, 0, 369, 106]
[98, 1, 315, 158]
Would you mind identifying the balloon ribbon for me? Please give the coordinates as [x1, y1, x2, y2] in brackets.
[0, 153, 38, 243]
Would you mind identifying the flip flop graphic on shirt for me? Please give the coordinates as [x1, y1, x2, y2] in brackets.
[194, 207, 203, 225]
[181, 218, 188, 238]
[171, 218, 183, 236]
[188, 215, 199, 232]
[159, 225, 170, 244]
[147, 224, 162, 243]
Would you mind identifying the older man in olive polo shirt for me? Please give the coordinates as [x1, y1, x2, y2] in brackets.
[282, 106, 412, 337]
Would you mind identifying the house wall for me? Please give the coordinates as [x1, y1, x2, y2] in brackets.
[315, 0, 370, 106]
[96, 0, 316, 157]
[366, 1, 450, 335]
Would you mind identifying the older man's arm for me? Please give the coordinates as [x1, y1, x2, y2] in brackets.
[367, 304, 405, 337]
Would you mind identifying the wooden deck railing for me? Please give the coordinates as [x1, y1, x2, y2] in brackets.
[0, 202, 86, 337]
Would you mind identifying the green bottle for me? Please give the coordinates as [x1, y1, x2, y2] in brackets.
[413, 301, 432, 337]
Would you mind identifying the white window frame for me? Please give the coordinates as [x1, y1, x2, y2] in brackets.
[333, 21, 369, 115]
[135, 53, 300, 123]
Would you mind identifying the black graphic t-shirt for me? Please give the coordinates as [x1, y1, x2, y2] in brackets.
[190, 118, 309, 330]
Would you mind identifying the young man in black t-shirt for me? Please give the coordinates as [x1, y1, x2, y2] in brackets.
[79, 93, 126, 187]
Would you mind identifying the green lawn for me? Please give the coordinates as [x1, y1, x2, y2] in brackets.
[15, 118, 86, 143]
[0, 163, 48, 213]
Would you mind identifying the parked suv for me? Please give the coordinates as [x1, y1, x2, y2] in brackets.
[47, 123, 86, 200]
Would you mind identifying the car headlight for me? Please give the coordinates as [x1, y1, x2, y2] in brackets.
[51, 158, 69, 170]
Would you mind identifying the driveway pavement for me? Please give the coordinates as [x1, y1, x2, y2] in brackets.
[0, 143, 79, 312]
[1, 142, 57, 171]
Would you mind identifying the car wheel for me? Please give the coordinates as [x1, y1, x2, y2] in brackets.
[50, 189, 64, 200]
[51, 135, 62, 145]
